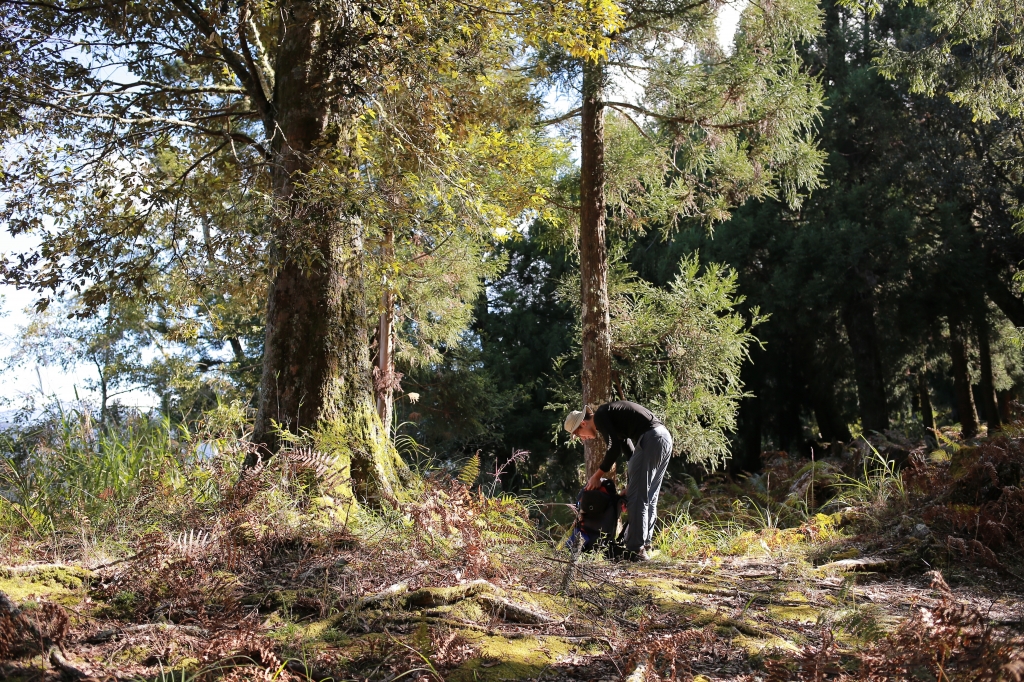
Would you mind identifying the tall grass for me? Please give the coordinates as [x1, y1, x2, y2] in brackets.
[833, 444, 906, 509]
[0, 400, 249, 551]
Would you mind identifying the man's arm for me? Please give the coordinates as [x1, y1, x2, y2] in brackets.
[585, 436, 622, 490]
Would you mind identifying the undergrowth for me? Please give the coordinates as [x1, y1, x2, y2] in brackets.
[2, 402, 1023, 680]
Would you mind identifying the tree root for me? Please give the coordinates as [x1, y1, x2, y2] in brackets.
[476, 593, 555, 624]
[405, 579, 505, 607]
[48, 644, 98, 681]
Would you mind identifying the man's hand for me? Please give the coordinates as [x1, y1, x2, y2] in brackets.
[584, 468, 606, 490]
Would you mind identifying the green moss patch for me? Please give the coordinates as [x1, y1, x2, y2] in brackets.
[448, 633, 574, 682]
[733, 634, 800, 655]
[768, 604, 820, 623]
[0, 565, 91, 605]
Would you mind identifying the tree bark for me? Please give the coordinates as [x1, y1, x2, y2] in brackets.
[997, 391, 1013, 423]
[949, 321, 980, 439]
[983, 270, 1024, 327]
[579, 59, 612, 477]
[974, 315, 1001, 432]
[841, 293, 888, 433]
[917, 368, 935, 440]
[985, 273, 1024, 328]
[375, 227, 398, 432]
[248, 3, 406, 499]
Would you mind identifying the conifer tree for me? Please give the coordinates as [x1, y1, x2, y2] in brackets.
[536, 0, 824, 474]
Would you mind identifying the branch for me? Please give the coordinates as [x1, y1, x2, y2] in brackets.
[246, 14, 276, 98]
[237, 3, 274, 116]
[62, 82, 247, 99]
[168, 0, 272, 124]
[605, 103, 656, 143]
[0, 0, 103, 10]
[536, 106, 583, 127]
[603, 100, 762, 130]
[15, 94, 270, 158]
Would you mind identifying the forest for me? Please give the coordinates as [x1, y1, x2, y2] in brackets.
[1, 0, 1023, 679]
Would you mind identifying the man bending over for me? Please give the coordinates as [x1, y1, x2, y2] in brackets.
[564, 401, 673, 561]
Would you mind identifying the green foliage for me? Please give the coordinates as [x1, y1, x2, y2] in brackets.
[849, 0, 1024, 121]
[458, 452, 481, 486]
[554, 255, 762, 469]
[0, 400, 249, 541]
[397, 340, 517, 463]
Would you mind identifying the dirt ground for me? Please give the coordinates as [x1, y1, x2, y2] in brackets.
[2, 547, 1023, 681]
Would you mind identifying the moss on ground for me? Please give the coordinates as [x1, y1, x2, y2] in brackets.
[767, 604, 820, 623]
[448, 633, 574, 682]
[733, 633, 800, 654]
[0, 565, 91, 605]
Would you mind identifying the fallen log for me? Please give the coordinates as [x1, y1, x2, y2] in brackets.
[817, 557, 894, 573]
[84, 622, 209, 644]
[351, 581, 410, 611]
[49, 645, 97, 681]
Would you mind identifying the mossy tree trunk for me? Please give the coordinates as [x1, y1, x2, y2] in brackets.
[246, 2, 406, 499]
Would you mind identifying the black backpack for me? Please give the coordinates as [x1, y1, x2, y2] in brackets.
[569, 478, 625, 557]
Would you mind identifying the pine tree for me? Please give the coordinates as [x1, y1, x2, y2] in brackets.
[535, 0, 825, 474]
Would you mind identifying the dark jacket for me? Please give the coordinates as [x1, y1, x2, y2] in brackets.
[593, 401, 662, 472]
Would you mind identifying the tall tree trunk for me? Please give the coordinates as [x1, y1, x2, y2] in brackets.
[375, 227, 397, 432]
[974, 315, 1001, 432]
[248, 3, 406, 500]
[917, 367, 935, 441]
[997, 390, 1013, 423]
[579, 59, 612, 477]
[949, 320, 980, 439]
[842, 292, 888, 433]
[729, 353, 763, 475]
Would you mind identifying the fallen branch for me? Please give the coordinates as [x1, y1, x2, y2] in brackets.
[84, 622, 209, 643]
[818, 556, 894, 573]
[0, 564, 93, 581]
[351, 581, 410, 611]
[383, 613, 601, 642]
[48, 644, 97, 681]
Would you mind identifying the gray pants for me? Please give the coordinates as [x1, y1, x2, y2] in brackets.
[624, 425, 673, 552]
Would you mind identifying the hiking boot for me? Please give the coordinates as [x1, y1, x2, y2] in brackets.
[621, 548, 650, 563]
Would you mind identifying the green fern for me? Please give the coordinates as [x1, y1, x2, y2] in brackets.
[458, 451, 481, 486]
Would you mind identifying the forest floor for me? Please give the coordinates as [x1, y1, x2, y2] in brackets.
[3, 427, 1024, 680]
